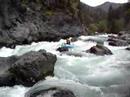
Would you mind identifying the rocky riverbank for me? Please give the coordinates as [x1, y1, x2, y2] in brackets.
[108, 31, 130, 46]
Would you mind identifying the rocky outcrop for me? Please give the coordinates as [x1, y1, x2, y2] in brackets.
[0, 50, 57, 87]
[108, 32, 130, 46]
[108, 38, 129, 46]
[0, 0, 83, 48]
[26, 88, 76, 97]
[0, 56, 18, 86]
[86, 44, 113, 55]
[119, 34, 130, 44]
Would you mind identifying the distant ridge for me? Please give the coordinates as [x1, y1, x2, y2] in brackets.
[80, 2, 130, 33]
[96, 2, 123, 12]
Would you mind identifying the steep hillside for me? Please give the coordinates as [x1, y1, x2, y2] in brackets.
[79, 2, 107, 34]
[96, 2, 122, 12]
[80, 3, 104, 24]
[107, 2, 130, 33]
[80, 2, 130, 34]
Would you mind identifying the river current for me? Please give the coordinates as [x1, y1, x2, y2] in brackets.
[0, 34, 130, 97]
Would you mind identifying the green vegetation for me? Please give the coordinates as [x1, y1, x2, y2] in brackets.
[69, 0, 80, 16]
[21, 0, 28, 4]
[88, 20, 107, 33]
[97, 20, 107, 32]
[43, 10, 54, 16]
[107, 4, 130, 33]
[80, 2, 130, 34]
[88, 24, 98, 33]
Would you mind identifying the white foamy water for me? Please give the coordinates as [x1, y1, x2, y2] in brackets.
[25, 77, 103, 97]
[0, 86, 29, 97]
[0, 34, 130, 97]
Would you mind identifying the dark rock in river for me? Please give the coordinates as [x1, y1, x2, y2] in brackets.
[57, 47, 69, 52]
[118, 31, 130, 44]
[70, 37, 78, 42]
[0, 56, 18, 86]
[108, 35, 129, 46]
[126, 47, 130, 51]
[0, 73, 15, 86]
[119, 34, 130, 44]
[0, 0, 84, 48]
[108, 38, 129, 46]
[26, 88, 76, 97]
[87, 44, 113, 55]
[0, 50, 57, 87]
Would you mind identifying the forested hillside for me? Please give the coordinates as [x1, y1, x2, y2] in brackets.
[107, 3, 130, 33]
[80, 2, 130, 34]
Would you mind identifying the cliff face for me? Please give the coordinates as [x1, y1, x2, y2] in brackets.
[0, 0, 83, 48]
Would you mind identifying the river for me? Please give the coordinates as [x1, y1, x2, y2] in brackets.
[0, 34, 130, 97]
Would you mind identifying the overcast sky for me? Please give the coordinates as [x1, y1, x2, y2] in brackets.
[81, 0, 128, 6]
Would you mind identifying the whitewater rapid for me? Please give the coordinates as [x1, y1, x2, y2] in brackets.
[0, 34, 130, 97]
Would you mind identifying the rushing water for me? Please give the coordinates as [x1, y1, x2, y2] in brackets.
[0, 34, 130, 97]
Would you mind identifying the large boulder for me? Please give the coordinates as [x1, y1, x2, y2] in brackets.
[0, 50, 57, 87]
[0, 56, 18, 86]
[87, 44, 113, 55]
[26, 88, 76, 97]
[0, 0, 84, 48]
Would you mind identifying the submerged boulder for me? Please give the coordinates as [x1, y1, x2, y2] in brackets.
[65, 51, 84, 57]
[87, 44, 113, 55]
[25, 78, 102, 97]
[53, 89, 76, 97]
[0, 50, 57, 87]
[27, 88, 76, 97]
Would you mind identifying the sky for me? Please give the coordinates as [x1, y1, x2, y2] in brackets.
[81, 0, 128, 7]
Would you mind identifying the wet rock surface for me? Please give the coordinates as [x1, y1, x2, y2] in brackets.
[108, 31, 130, 46]
[27, 88, 76, 97]
[108, 38, 129, 46]
[56, 47, 69, 52]
[0, 50, 57, 87]
[87, 44, 113, 55]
